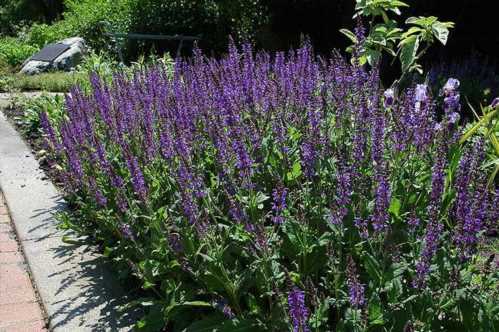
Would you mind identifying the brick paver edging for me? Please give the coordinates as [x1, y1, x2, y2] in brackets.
[0, 111, 139, 331]
[1, 192, 48, 331]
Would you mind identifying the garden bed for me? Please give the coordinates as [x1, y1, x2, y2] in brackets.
[17, 41, 496, 331]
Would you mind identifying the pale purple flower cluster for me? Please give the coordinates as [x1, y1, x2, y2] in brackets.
[415, 84, 429, 104]
[354, 217, 369, 239]
[119, 223, 135, 241]
[383, 88, 395, 108]
[390, 85, 436, 153]
[408, 214, 420, 233]
[442, 78, 461, 124]
[215, 299, 235, 319]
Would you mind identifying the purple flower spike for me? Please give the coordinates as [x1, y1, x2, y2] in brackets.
[271, 186, 288, 225]
[413, 139, 447, 288]
[288, 287, 310, 332]
[346, 256, 366, 308]
[354, 217, 369, 239]
[40, 111, 61, 153]
[126, 155, 148, 201]
[383, 88, 395, 108]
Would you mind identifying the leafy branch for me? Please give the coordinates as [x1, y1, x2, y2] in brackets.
[340, 0, 454, 82]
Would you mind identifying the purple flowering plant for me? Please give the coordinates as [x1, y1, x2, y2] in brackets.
[38, 38, 499, 331]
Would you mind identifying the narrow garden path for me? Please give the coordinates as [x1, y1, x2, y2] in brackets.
[0, 191, 48, 331]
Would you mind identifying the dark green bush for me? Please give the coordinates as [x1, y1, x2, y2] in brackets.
[0, 0, 63, 35]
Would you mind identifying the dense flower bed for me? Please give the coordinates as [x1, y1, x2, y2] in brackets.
[41, 42, 498, 331]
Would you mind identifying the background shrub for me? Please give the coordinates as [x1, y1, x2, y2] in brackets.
[34, 0, 133, 52]
[0, 37, 38, 67]
[23, 23, 64, 48]
[125, 0, 268, 58]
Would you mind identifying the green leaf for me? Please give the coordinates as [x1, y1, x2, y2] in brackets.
[143, 280, 155, 289]
[388, 197, 401, 217]
[179, 301, 212, 308]
[401, 26, 423, 39]
[255, 192, 270, 205]
[340, 29, 358, 44]
[387, 27, 403, 38]
[61, 235, 86, 245]
[310, 298, 330, 329]
[460, 108, 498, 144]
[103, 246, 113, 258]
[391, 0, 409, 8]
[441, 298, 457, 311]
[374, 25, 387, 34]
[399, 35, 419, 73]
[136, 304, 165, 331]
[432, 21, 451, 45]
[368, 299, 385, 325]
[366, 50, 382, 66]
[406, 16, 438, 28]
[287, 161, 302, 181]
[246, 294, 260, 315]
[363, 252, 382, 284]
[345, 308, 363, 324]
